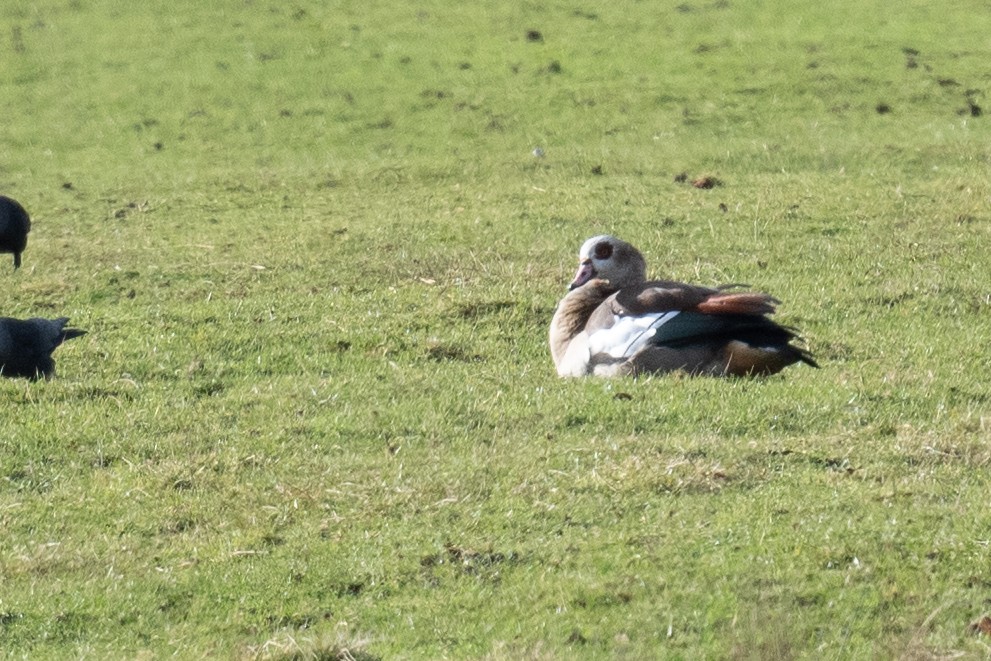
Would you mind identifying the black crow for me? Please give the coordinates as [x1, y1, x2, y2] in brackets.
[0, 317, 86, 379]
[0, 195, 31, 269]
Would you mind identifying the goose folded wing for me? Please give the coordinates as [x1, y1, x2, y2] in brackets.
[614, 281, 721, 315]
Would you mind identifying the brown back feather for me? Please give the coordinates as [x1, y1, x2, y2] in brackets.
[695, 292, 779, 316]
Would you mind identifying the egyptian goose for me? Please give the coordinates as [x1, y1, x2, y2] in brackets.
[549, 235, 817, 377]
[0, 196, 30, 269]
[0, 317, 86, 379]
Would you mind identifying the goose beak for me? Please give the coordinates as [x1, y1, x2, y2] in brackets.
[569, 260, 596, 290]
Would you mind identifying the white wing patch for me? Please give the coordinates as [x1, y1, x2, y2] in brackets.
[587, 311, 681, 359]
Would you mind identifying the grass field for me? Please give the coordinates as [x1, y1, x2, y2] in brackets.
[3, 0, 991, 658]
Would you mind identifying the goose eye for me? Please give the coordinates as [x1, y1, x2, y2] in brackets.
[593, 242, 613, 260]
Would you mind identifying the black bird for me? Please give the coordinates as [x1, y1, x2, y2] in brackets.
[0, 317, 86, 379]
[0, 195, 31, 269]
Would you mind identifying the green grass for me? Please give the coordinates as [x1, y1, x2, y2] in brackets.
[3, 0, 991, 658]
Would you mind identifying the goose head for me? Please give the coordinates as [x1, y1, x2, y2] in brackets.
[569, 235, 647, 290]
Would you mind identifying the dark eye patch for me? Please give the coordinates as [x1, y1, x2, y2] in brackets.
[593, 241, 613, 260]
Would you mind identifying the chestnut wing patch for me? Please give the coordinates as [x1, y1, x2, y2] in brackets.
[616, 281, 717, 314]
